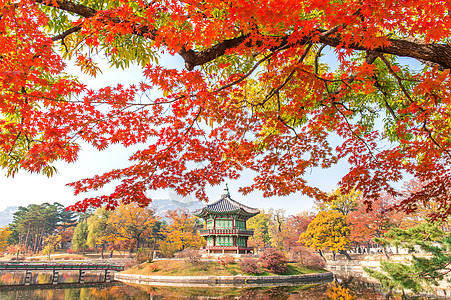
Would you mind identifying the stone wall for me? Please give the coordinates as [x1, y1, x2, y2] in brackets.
[114, 272, 333, 287]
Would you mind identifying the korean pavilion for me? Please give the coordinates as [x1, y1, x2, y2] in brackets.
[193, 185, 260, 254]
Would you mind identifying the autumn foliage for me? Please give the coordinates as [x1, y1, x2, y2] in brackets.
[1, 0, 451, 217]
[258, 248, 288, 274]
[238, 258, 260, 275]
[300, 211, 351, 257]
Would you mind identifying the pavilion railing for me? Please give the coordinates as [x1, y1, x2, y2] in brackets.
[199, 229, 254, 236]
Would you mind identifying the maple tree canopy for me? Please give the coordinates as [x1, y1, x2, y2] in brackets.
[1, 0, 451, 215]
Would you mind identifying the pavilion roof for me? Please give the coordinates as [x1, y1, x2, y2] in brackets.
[192, 185, 259, 218]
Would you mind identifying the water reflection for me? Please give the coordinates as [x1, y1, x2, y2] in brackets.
[0, 272, 443, 299]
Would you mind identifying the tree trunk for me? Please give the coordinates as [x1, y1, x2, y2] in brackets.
[101, 244, 104, 260]
[24, 225, 31, 253]
[317, 249, 326, 261]
[33, 233, 39, 254]
[339, 249, 352, 260]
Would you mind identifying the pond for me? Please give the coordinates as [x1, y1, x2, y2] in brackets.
[0, 272, 442, 299]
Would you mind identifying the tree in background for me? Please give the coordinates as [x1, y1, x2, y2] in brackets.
[55, 224, 75, 250]
[9, 203, 76, 253]
[317, 189, 361, 216]
[268, 208, 286, 250]
[107, 203, 160, 254]
[0, 227, 11, 254]
[160, 209, 204, 257]
[72, 220, 89, 255]
[247, 210, 271, 253]
[7, 245, 19, 260]
[300, 211, 351, 260]
[87, 207, 113, 259]
[280, 211, 315, 252]
[2, 0, 451, 220]
[42, 234, 62, 259]
[348, 193, 402, 254]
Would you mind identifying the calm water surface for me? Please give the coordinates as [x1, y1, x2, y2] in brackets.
[0, 272, 440, 299]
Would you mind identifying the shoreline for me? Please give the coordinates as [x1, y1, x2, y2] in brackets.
[114, 272, 333, 287]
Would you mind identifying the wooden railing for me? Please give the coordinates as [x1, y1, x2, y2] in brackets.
[0, 263, 124, 285]
[0, 263, 124, 272]
[199, 229, 254, 236]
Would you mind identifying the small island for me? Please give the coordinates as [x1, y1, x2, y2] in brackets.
[116, 254, 332, 287]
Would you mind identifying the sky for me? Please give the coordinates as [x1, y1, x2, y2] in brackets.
[0, 48, 353, 214]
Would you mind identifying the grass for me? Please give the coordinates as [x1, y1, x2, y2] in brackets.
[121, 259, 327, 277]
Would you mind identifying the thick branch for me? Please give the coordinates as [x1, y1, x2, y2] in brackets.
[35, 0, 96, 18]
[51, 25, 81, 42]
[36, 0, 451, 70]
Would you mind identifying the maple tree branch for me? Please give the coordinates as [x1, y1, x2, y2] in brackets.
[324, 53, 380, 162]
[51, 25, 82, 42]
[422, 120, 451, 159]
[380, 55, 451, 159]
[379, 54, 415, 104]
[213, 49, 280, 93]
[35, 0, 451, 70]
[35, 0, 96, 18]
[263, 43, 313, 106]
[314, 44, 327, 75]
[372, 74, 399, 121]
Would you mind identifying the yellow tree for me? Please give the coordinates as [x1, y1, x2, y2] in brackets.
[300, 211, 351, 261]
[107, 203, 159, 254]
[247, 210, 271, 253]
[42, 234, 62, 259]
[268, 208, 286, 250]
[317, 189, 361, 216]
[0, 227, 12, 254]
[87, 207, 114, 259]
[160, 209, 204, 257]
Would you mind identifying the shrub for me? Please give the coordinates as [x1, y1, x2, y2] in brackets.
[239, 258, 260, 274]
[258, 248, 288, 274]
[159, 242, 178, 258]
[136, 248, 153, 264]
[298, 248, 326, 269]
[175, 248, 202, 265]
[290, 246, 326, 269]
[218, 254, 235, 267]
[148, 264, 159, 272]
[66, 248, 75, 254]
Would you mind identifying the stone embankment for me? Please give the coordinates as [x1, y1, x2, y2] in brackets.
[115, 272, 333, 287]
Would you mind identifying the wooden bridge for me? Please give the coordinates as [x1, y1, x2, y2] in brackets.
[0, 263, 124, 285]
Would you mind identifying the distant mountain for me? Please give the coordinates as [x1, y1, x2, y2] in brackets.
[0, 196, 205, 226]
[150, 198, 204, 217]
[0, 206, 18, 227]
